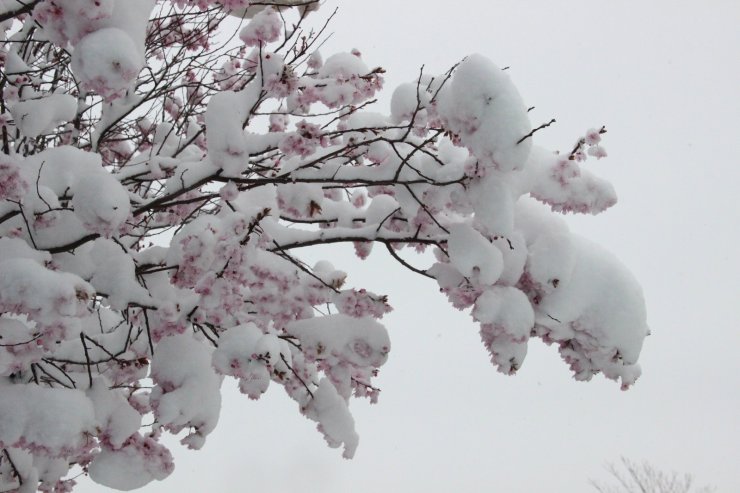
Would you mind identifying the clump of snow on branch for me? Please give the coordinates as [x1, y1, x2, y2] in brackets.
[437, 54, 532, 172]
[238, 7, 281, 46]
[150, 334, 222, 450]
[0, 1, 647, 490]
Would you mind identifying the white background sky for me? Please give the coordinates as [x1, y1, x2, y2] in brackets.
[78, 1, 740, 491]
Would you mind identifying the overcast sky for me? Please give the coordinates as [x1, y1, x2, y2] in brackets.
[78, 1, 740, 491]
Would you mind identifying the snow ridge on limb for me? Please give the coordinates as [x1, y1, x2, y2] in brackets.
[0, 1, 646, 490]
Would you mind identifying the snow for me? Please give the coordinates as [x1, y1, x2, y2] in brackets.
[230, 184, 279, 218]
[87, 378, 142, 449]
[227, 0, 319, 19]
[277, 182, 325, 217]
[287, 314, 390, 371]
[319, 52, 370, 79]
[0, 237, 51, 264]
[0, 317, 44, 376]
[64, 0, 153, 99]
[302, 378, 360, 459]
[212, 323, 293, 400]
[239, 7, 282, 46]
[437, 54, 532, 172]
[88, 434, 173, 491]
[365, 194, 400, 227]
[10, 94, 76, 138]
[473, 286, 534, 340]
[447, 223, 504, 286]
[88, 447, 159, 491]
[71, 28, 144, 100]
[511, 198, 648, 386]
[205, 82, 262, 175]
[88, 239, 152, 310]
[491, 232, 527, 286]
[71, 171, 131, 237]
[469, 169, 518, 235]
[534, 235, 648, 366]
[0, 382, 95, 453]
[390, 82, 425, 123]
[21, 146, 101, 196]
[312, 261, 347, 288]
[150, 333, 223, 449]
[104, 0, 154, 51]
[515, 197, 576, 295]
[0, 258, 93, 321]
[4, 448, 37, 493]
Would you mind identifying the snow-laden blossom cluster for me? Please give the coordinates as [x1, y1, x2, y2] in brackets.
[0, 1, 647, 490]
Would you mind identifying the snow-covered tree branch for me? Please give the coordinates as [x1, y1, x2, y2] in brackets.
[0, 1, 647, 490]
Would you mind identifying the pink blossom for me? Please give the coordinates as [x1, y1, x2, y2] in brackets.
[0, 157, 29, 201]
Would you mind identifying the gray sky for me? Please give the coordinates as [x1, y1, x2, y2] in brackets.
[78, 1, 740, 491]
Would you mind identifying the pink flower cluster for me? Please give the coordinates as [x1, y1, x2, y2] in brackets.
[278, 120, 327, 157]
[334, 289, 392, 319]
[0, 157, 28, 201]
